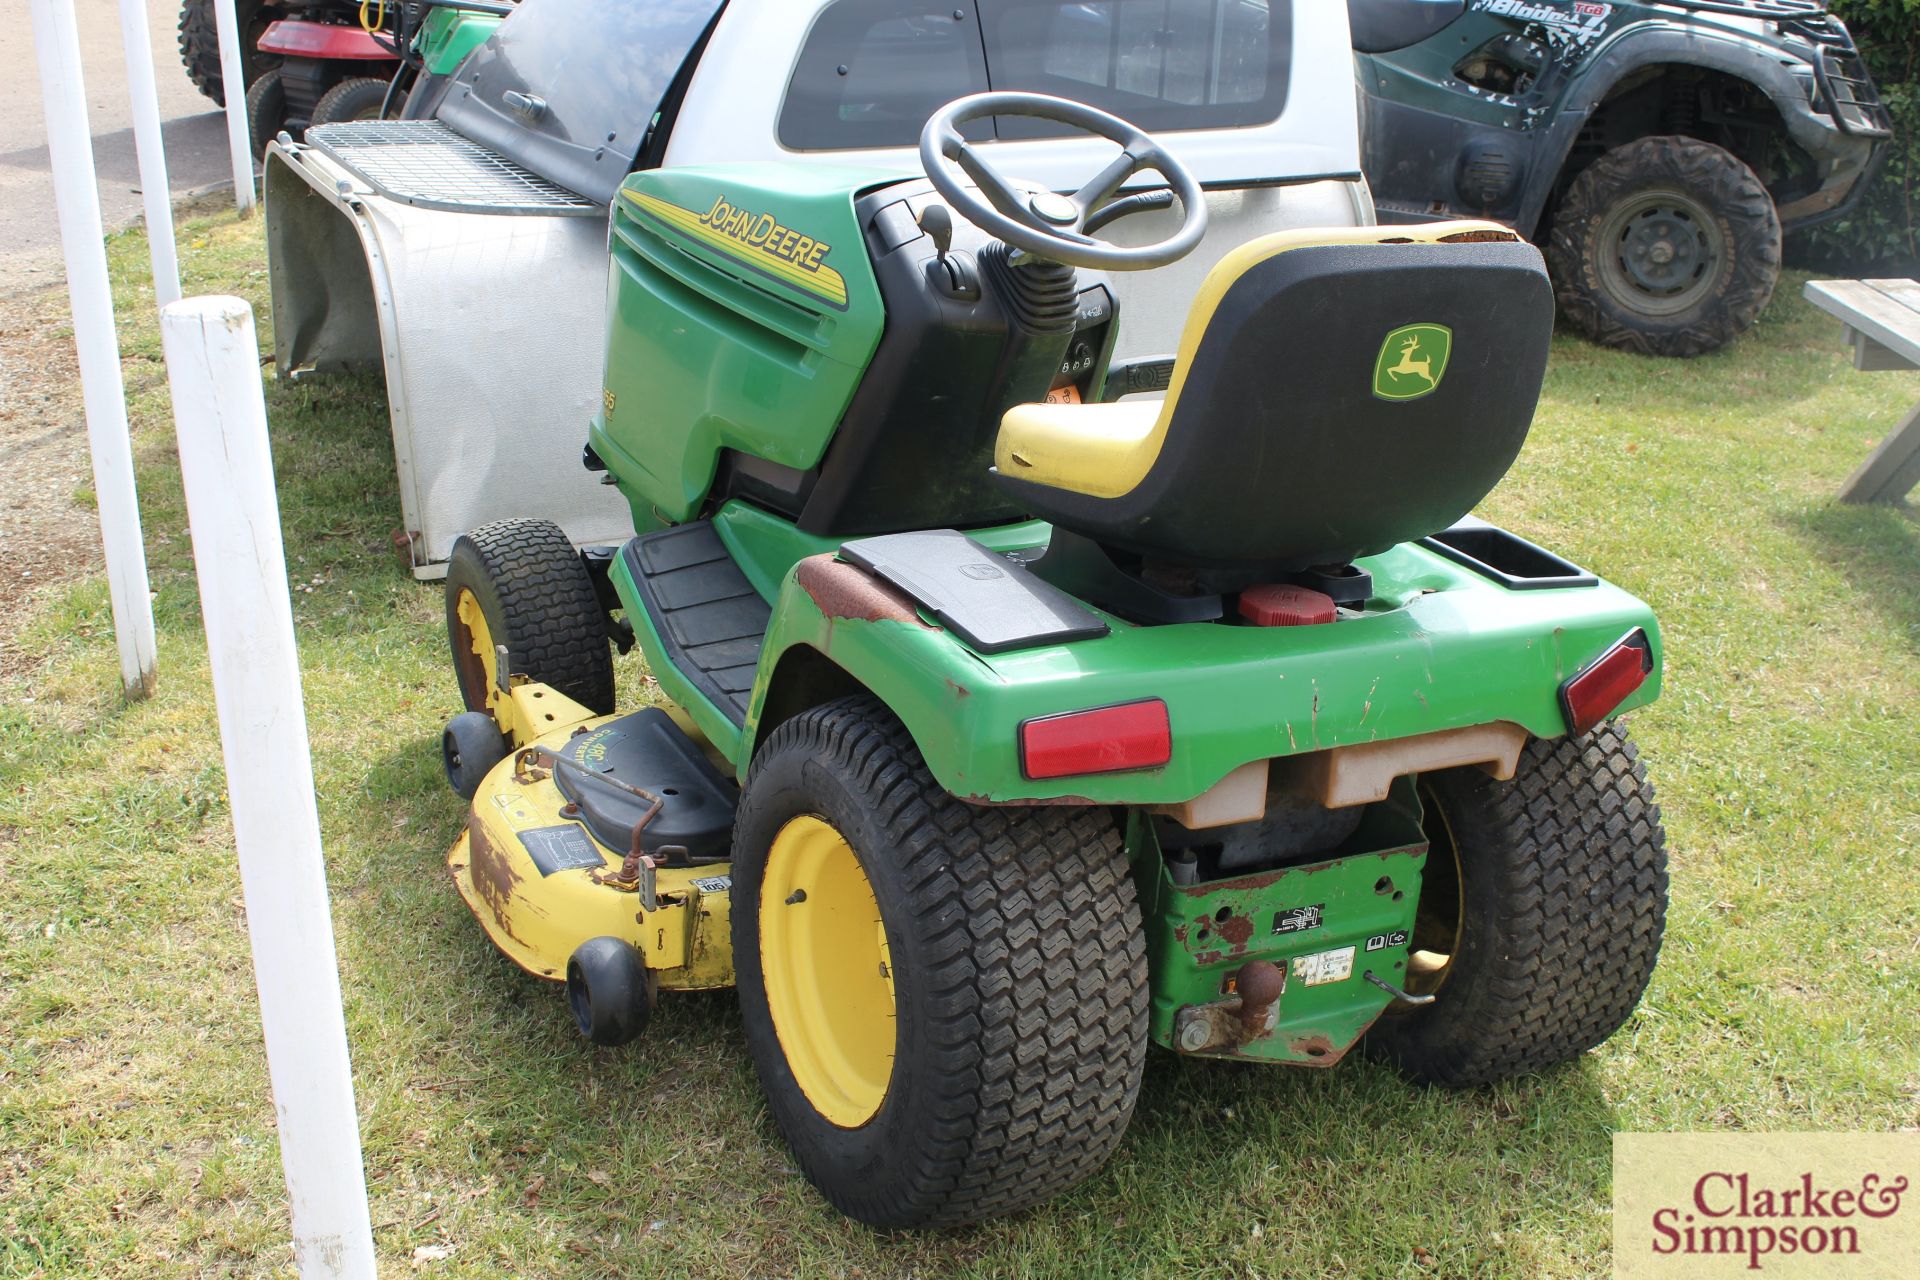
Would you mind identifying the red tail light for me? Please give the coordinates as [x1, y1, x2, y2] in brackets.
[1560, 629, 1653, 736]
[1020, 700, 1172, 780]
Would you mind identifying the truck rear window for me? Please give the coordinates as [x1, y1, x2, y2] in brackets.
[779, 0, 1292, 151]
[984, 0, 1290, 139]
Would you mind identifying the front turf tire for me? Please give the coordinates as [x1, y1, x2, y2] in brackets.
[1548, 135, 1781, 357]
[443, 519, 615, 721]
[1366, 724, 1668, 1087]
[732, 697, 1148, 1228]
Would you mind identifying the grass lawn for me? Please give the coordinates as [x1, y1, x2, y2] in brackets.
[1, 210, 1916, 1279]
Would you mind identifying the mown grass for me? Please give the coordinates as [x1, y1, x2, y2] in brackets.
[1, 211, 1916, 1279]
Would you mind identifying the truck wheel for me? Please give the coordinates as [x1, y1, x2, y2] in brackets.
[1366, 724, 1667, 1087]
[244, 69, 288, 158]
[732, 697, 1147, 1228]
[178, 0, 278, 108]
[311, 77, 392, 128]
[1548, 136, 1780, 357]
[444, 519, 615, 729]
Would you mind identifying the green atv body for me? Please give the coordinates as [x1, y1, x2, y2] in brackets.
[441, 100, 1669, 1228]
[1351, 0, 1890, 355]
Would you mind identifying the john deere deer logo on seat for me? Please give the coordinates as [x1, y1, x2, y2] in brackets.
[1372, 323, 1453, 402]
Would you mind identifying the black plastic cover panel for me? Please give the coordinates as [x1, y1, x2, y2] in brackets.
[436, 0, 723, 204]
[839, 530, 1109, 654]
[1347, 0, 1464, 55]
[553, 707, 739, 864]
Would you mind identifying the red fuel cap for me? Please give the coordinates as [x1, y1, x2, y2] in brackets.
[1238, 584, 1338, 626]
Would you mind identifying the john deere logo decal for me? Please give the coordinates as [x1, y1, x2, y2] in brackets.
[1373, 323, 1452, 401]
[620, 189, 848, 311]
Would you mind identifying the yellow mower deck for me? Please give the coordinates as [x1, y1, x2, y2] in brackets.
[446, 681, 734, 989]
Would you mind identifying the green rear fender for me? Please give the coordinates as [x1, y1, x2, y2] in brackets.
[741, 544, 1663, 804]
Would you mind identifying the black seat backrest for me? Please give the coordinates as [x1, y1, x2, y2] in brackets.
[1347, 0, 1466, 54]
[999, 231, 1555, 573]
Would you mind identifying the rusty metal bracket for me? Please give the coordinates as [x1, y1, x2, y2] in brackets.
[1174, 960, 1287, 1053]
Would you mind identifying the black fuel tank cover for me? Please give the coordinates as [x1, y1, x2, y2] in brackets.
[839, 530, 1109, 655]
[553, 708, 738, 865]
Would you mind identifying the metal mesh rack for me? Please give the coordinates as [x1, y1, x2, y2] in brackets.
[304, 121, 601, 215]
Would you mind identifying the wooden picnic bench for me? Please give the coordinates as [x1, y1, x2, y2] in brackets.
[1804, 277, 1920, 504]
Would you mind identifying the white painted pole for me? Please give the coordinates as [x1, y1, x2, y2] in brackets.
[29, 0, 158, 701]
[160, 296, 376, 1280]
[117, 0, 182, 306]
[213, 0, 256, 212]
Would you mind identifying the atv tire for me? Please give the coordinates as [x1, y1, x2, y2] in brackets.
[311, 77, 393, 128]
[1366, 724, 1667, 1087]
[732, 697, 1148, 1228]
[1548, 136, 1780, 358]
[244, 68, 287, 159]
[444, 519, 615, 722]
[179, 0, 278, 108]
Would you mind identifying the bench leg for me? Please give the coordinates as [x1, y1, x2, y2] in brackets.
[1840, 399, 1920, 504]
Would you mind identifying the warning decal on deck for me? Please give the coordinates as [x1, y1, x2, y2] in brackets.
[519, 825, 607, 877]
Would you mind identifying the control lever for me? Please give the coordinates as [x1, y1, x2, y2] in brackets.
[1099, 355, 1177, 402]
[1083, 187, 1177, 235]
[918, 203, 981, 301]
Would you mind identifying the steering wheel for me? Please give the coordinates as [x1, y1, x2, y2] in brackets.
[918, 92, 1208, 272]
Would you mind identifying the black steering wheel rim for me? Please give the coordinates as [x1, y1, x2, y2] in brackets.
[918, 91, 1208, 271]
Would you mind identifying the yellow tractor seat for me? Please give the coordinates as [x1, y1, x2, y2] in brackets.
[994, 222, 1555, 572]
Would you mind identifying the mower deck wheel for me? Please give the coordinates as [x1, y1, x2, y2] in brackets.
[442, 711, 508, 800]
[731, 696, 1148, 1229]
[567, 936, 652, 1046]
[1366, 723, 1668, 1086]
[444, 519, 616, 729]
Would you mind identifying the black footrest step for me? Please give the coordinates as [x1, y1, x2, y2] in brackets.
[621, 522, 769, 725]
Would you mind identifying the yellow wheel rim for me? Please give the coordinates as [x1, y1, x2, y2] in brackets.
[759, 815, 896, 1128]
[452, 588, 507, 728]
[1407, 781, 1467, 997]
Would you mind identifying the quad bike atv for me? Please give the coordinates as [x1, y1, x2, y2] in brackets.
[179, 0, 505, 152]
[1350, 0, 1891, 356]
[438, 91, 1670, 1228]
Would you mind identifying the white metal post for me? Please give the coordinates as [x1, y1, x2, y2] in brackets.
[117, 0, 182, 306]
[29, 0, 158, 701]
[161, 297, 376, 1280]
[213, 0, 256, 212]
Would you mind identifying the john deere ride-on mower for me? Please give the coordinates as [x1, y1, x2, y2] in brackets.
[438, 92, 1669, 1229]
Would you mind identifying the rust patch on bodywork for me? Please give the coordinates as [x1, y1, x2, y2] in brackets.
[1288, 1033, 1347, 1066]
[796, 554, 932, 629]
[1214, 913, 1255, 947]
[958, 792, 1099, 807]
[465, 819, 527, 945]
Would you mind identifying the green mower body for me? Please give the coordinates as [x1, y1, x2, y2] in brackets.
[443, 124, 1669, 1226]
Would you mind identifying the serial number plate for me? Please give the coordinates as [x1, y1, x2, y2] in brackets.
[1290, 945, 1356, 987]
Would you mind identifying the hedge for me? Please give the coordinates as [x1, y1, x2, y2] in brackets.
[1795, 0, 1920, 273]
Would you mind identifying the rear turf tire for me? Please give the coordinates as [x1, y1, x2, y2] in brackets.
[1366, 724, 1668, 1087]
[732, 696, 1148, 1228]
[179, 0, 278, 107]
[1548, 135, 1780, 357]
[443, 519, 615, 722]
[311, 76, 393, 128]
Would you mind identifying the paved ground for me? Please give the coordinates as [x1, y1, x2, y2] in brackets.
[0, 1, 236, 656]
[1, 0, 231, 283]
